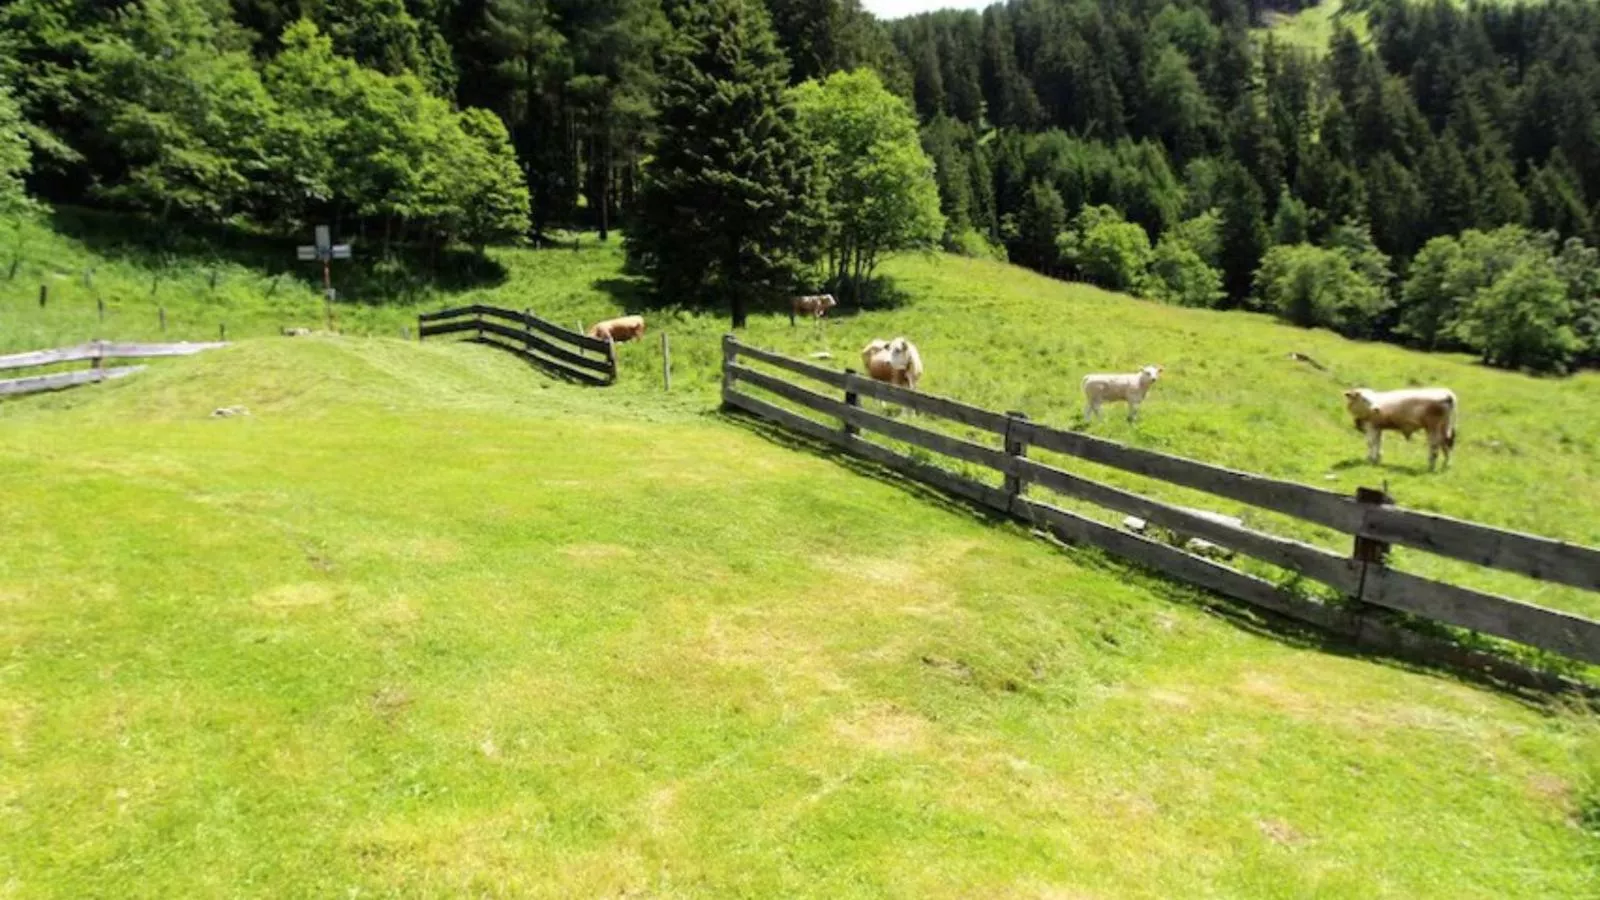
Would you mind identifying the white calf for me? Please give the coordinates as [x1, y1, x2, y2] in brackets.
[1082, 365, 1163, 423]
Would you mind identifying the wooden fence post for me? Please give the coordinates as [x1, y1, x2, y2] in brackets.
[37, 284, 46, 307]
[475, 308, 483, 341]
[1351, 486, 1393, 608]
[843, 369, 861, 437]
[97, 297, 105, 322]
[159, 306, 166, 333]
[1004, 411, 1030, 500]
[219, 322, 227, 342]
[525, 308, 536, 355]
[661, 331, 671, 392]
[720, 334, 737, 405]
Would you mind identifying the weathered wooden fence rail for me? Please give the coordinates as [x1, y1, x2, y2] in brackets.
[0, 340, 226, 398]
[720, 336, 1600, 689]
[418, 304, 616, 385]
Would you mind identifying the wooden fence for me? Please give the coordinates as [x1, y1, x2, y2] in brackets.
[0, 340, 227, 398]
[418, 304, 616, 385]
[720, 336, 1600, 691]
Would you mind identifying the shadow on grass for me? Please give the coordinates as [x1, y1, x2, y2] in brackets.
[722, 404, 1594, 710]
[1330, 456, 1433, 476]
[719, 409, 1012, 530]
[48, 206, 508, 303]
[593, 274, 915, 320]
[456, 335, 609, 387]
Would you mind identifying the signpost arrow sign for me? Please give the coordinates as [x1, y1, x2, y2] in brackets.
[296, 246, 317, 261]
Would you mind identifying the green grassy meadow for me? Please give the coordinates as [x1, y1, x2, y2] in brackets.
[2, 212, 1600, 894]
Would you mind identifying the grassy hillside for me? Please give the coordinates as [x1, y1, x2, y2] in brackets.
[5, 208, 1599, 627]
[1, 336, 1596, 896]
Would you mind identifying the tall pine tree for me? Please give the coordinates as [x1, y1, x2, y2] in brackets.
[627, 0, 815, 327]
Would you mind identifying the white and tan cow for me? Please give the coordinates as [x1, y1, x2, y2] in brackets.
[790, 294, 837, 325]
[587, 314, 646, 343]
[861, 337, 923, 392]
[1343, 387, 1458, 471]
[1082, 364, 1163, 423]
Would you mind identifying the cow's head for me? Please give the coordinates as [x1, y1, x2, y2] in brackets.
[820, 295, 837, 311]
[888, 337, 915, 369]
[1344, 388, 1377, 423]
[1139, 364, 1163, 384]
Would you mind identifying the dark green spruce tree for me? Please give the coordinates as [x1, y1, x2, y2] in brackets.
[627, 0, 816, 327]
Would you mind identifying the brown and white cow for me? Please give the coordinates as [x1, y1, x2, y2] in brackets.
[790, 294, 837, 325]
[1343, 387, 1458, 471]
[587, 315, 646, 343]
[861, 337, 923, 392]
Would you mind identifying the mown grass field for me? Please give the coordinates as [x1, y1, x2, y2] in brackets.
[1, 335, 1597, 897]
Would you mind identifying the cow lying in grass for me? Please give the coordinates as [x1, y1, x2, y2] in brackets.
[1344, 387, 1458, 471]
[861, 337, 923, 392]
[587, 315, 646, 343]
[1082, 365, 1163, 423]
[790, 294, 836, 325]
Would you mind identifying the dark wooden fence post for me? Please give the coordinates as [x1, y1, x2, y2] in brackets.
[37, 284, 46, 307]
[843, 369, 861, 437]
[720, 334, 737, 405]
[1004, 411, 1030, 500]
[97, 297, 105, 322]
[606, 337, 618, 385]
[1351, 486, 1393, 608]
[158, 306, 166, 333]
[661, 331, 671, 392]
[219, 322, 227, 342]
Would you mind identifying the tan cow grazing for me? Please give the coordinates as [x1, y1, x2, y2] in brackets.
[790, 294, 837, 325]
[1082, 365, 1163, 423]
[587, 315, 646, 343]
[1344, 387, 1458, 471]
[860, 337, 923, 391]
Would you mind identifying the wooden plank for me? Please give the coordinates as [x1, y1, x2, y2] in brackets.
[419, 319, 480, 339]
[730, 341, 848, 388]
[97, 341, 226, 359]
[728, 340, 1010, 433]
[475, 319, 611, 375]
[502, 308, 613, 354]
[0, 365, 145, 397]
[417, 306, 476, 323]
[1359, 566, 1600, 664]
[1019, 497, 1360, 634]
[471, 335, 608, 387]
[0, 344, 100, 370]
[1359, 506, 1600, 594]
[1014, 420, 1368, 535]
[728, 365, 1011, 473]
[841, 372, 1011, 434]
[1014, 457, 1363, 593]
[723, 388, 1010, 512]
[0, 342, 224, 371]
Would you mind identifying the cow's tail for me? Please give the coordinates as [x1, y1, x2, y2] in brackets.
[1444, 392, 1458, 450]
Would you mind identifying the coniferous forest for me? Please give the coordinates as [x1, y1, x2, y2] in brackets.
[3, 0, 1599, 371]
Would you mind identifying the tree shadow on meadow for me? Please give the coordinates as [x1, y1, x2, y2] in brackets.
[593, 271, 915, 320]
[48, 206, 508, 305]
